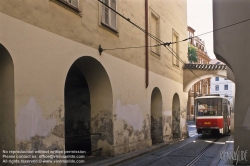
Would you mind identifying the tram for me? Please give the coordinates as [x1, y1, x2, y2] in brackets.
[195, 94, 231, 135]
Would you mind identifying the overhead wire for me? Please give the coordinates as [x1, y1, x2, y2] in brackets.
[98, 0, 218, 92]
[102, 44, 161, 51]
[178, 18, 250, 44]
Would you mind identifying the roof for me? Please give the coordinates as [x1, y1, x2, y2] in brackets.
[195, 96, 227, 99]
[183, 64, 227, 70]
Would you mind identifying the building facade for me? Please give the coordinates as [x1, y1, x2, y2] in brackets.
[209, 59, 235, 108]
[187, 26, 211, 120]
[0, 0, 188, 160]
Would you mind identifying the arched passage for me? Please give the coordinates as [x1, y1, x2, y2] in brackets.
[172, 93, 180, 138]
[0, 44, 15, 159]
[151, 87, 163, 144]
[64, 56, 113, 156]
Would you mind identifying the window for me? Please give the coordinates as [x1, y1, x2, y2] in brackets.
[224, 78, 228, 80]
[196, 98, 222, 116]
[53, 0, 81, 14]
[224, 84, 228, 90]
[64, 0, 79, 8]
[172, 30, 179, 67]
[101, 0, 117, 30]
[150, 11, 160, 56]
[215, 85, 219, 91]
[215, 77, 219, 81]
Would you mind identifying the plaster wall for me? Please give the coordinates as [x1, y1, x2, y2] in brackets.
[0, 0, 188, 84]
[0, 5, 188, 158]
[213, 0, 250, 164]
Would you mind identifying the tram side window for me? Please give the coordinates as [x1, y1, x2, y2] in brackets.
[222, 99, 229, 116]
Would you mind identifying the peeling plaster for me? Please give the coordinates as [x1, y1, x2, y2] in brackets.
[91, 110, 113, 156]
[115, 115, 150, 143]
[16, 97, 57, 140]
[163, 115, 172, 136]
[116, 100, 144, 131]
[180, 110, 186, 128]
[151, 116, 163, 144]
[243, 107, 250, 130]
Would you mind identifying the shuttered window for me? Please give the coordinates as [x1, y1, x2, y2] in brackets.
[102, 0, 117, 30]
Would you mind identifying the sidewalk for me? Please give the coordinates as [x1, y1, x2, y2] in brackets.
[210, 135, 234, 166]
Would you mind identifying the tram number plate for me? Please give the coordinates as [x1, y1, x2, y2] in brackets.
[204, 122, 211, 125]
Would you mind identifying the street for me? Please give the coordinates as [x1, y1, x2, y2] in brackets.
[114, 123, 230, 166]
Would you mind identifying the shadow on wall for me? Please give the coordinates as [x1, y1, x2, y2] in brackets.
[151, 87, 163, 144]
[172, 93, 180, 138]
[0, 44, 15, 161]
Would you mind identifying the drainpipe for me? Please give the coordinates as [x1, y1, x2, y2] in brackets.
[145, 0, 149, 88]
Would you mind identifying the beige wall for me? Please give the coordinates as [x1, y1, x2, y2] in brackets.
[213, 0, 250, 164]
[0, 0, 188, 158]
[0, 0, 188, 84]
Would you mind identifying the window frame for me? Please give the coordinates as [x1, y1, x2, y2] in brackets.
[100, 0, 118, 33]
[215, 85, 219, 91]
[172, 29, 179, 67]
[149, 8, 161, 58]
[215, 77, 219, 81]
[52, 0, 82, 15]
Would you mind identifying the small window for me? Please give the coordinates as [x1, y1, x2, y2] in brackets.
[60, 0, 79, 8]
[216, 62, 220, 64]
[172, 30, 179, 67]
[53, 0, 81, 14]
[224, 84, 228, 90]
[150, 11, 160, 56]
[215, 77, 219, 81]
[224, 78, 228, 80]
[67, 0, 79, 8]
[101, 0, 117, 30]
[215, 85, 219, 91]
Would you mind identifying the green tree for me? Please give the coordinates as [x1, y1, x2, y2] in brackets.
[188, 45, 198, 63]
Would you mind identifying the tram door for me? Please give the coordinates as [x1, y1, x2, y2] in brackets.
[222, 99, 229, 134]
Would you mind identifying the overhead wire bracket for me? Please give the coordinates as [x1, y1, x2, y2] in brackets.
[98, 45, 103, 55]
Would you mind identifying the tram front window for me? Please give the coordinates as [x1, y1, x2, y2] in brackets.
[196, 98, 222, 116]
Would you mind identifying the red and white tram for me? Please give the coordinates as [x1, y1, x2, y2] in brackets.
[195, 94, 231, 135]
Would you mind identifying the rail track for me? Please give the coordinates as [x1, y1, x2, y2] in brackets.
[116, 134, 229, 166]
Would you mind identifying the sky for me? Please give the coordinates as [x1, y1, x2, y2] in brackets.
[187, 0, 216, 59]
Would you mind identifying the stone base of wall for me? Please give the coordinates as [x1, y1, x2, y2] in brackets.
[113, 139, 152, 156]
[163, 135, 172, 142]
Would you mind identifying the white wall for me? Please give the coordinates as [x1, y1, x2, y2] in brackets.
[210, 77, 235, 107]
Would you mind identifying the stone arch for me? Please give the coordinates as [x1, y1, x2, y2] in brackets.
[150, 87, 163, 144]
[0, 44, 15, 159]
[172, 93, 180, 138]
[64, 56, 113, 156]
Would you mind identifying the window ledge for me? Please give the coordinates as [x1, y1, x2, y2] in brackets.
[151, 51, 161, 59]
[173, 63, 180, 69]
[101, 22, 119, 35]
[51, 0, 82, 16]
